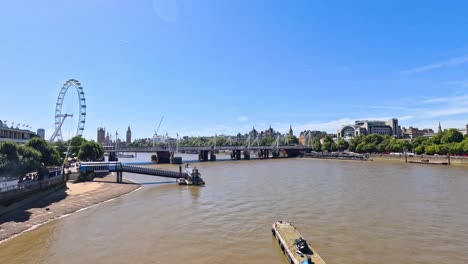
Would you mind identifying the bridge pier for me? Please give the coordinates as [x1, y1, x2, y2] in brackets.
[284, 149, 300, 158]
[116, 171, 123, 183]
[171, 156, 183, 164]
[231, 150, 241, 160]
[199, 150, 209, 161]
[243, 150, 250, 160]
[272, 150, 280, 158]
[210, 152, 216, 161]
[263, 149, 270, 159]
[155, 151, 171, 164]
[258, 149, 267, 159]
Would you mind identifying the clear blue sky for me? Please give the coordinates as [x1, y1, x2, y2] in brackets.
[1, 0, 467, 140]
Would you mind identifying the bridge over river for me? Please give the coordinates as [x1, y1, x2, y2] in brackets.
[105, 145, 309, 152]
[104, 145, 310, 163]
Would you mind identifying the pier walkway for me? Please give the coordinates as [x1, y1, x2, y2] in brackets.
[79, 162, 203, 185]
[120, 164, 187, 179]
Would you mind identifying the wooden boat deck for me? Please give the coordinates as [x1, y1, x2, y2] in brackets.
[272, 221, 326, 264]
[408, 160, 448, 165]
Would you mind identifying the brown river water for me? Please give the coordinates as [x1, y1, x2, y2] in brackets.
[1, 158, 467, 263]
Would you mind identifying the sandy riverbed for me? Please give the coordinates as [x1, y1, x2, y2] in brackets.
[65, 181, 104, 195]
[0, 176, 140, 243]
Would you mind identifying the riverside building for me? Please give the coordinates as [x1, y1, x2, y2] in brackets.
[97, 127, 106, 144]
[401, 127, 434, 140]
[458, 124, 468, 136]
[0, 120, 36, 144]
[337, 118, 400, 139]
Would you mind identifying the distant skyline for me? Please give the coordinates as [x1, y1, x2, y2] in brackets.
[1, 0, 467, 141]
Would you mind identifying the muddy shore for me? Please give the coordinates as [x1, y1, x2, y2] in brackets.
[0, 176, 140, 243]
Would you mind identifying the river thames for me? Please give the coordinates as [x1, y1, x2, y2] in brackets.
[1, 156, 467, 263]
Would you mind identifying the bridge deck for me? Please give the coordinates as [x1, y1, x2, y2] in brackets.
[80, 162, 187, 179]
[121, 165, 187, 179]
[105, 145, 309, 153]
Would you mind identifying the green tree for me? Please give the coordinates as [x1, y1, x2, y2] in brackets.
[349, 135, 364, 152]
[78, 141, 104, 161]
[437, 144, 451, 155]
[0, 142, 43, 177]
[431, 133, 442, 145]
[449, 142, 463, 155]
[312, 138, 322, 152]
[414, 145, 425, 154]
[386, 139, 411, 153]
[0, 142, 20, 177]
[0, 141, 19, 162]
[286, 135, 299, 145]
[69, 135, 87, 156]
[412, 136, 431, 149]
[52, 140, 68, 159]
[336, 138, 349, 151]
[260, 137, 276, 146]
[234, 140, 245, 146]
[364, 134, 384, 145]
[355, 142, 364, 153]
[462, 139, 468, 153]
[321, 136, 334, 152]
[441, 128, 464, 144]
[424, 144, 440, 155]
[214, 137, 227, 146]
[377, 138, 391, 153]
[26, 137, 60, 166]
[17, 145, 42, 175]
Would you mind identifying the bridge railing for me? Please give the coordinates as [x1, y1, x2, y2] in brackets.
[121, 165, 186, 179]
[79, 162, 187, 179]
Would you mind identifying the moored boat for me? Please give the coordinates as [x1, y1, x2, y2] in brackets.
[177, 178, 193, 185]
[272, 221, 326, 264]
[408, 159, 448, 165]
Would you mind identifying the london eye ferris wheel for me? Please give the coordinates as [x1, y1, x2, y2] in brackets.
[49, 79, 86, 142]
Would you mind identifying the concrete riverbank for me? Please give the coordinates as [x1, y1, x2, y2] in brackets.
[369, 154, 468, 166]
[301, 153, 468, 166]
[0, 176, 140, 243]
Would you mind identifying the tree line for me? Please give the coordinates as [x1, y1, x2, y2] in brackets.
[314, 129, 468, 155]
[309, 136, 351, 152]
[0, 136, 104, 179]
[0, 138, 61, 178]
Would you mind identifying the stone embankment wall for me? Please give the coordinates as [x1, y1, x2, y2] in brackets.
[369, 154, 468, 166]
[0, 176, 66, 215]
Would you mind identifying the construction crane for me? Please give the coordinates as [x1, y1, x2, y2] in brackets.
[153, 116, 164, 147]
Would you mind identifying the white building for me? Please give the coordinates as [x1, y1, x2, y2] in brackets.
[337, 118, 400, 139]
[458, 124, 468, 136]
[0, 120, 36, 144]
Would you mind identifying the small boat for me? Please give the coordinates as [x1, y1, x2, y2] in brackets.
[177, 178, 188, 185]
[272, 221, 326, 264]
[408, 160, 448, 165]
[184, 166, 205, 186]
